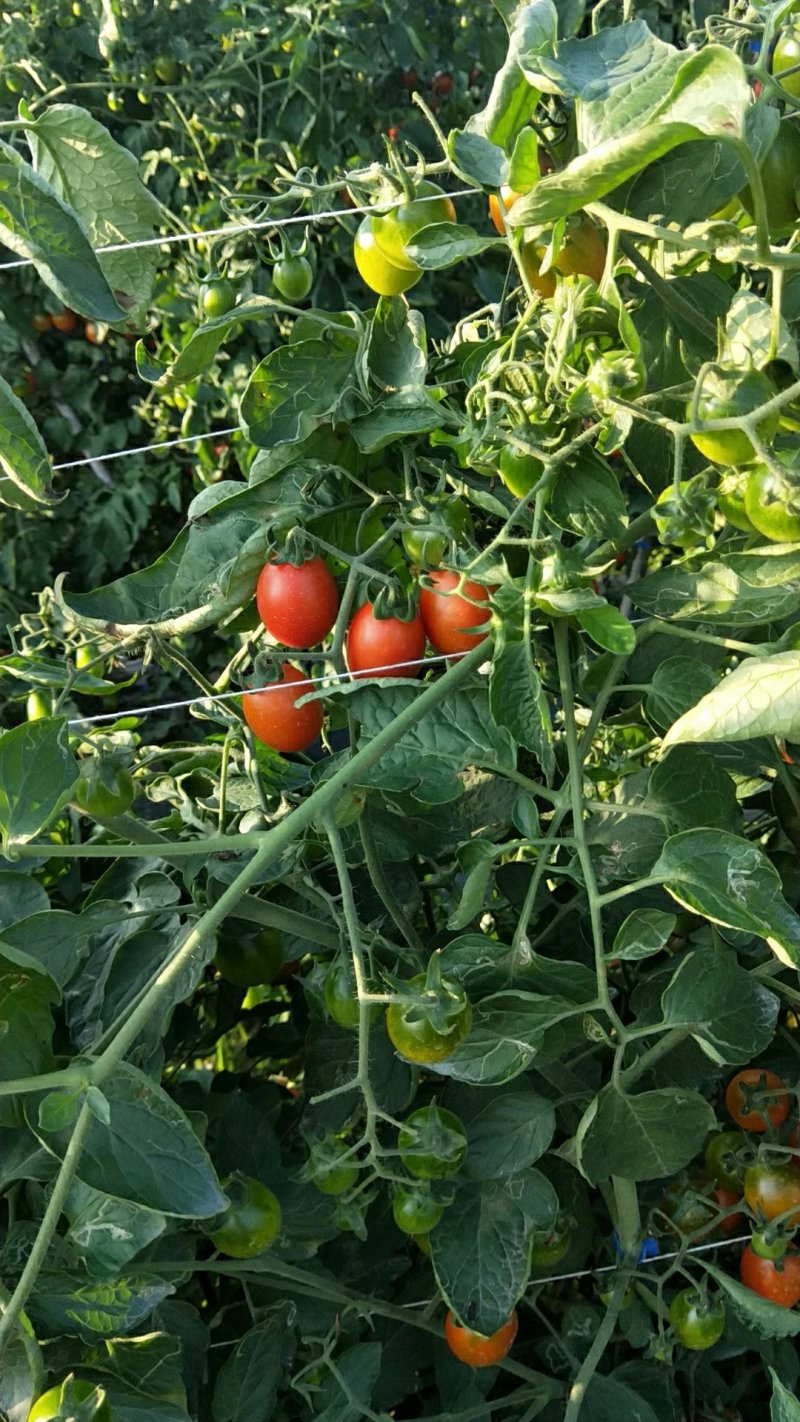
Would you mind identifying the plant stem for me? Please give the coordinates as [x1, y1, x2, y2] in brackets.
[563, 1272, 630, 1422]
[358, 802, 424, 956]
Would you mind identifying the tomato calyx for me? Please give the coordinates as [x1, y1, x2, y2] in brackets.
[397, 1104, 468, 1179]
[304, 1133, 360, 1196]
[750, 1225, 792, 1261]
[385, 956, 473, 1065]
[392, 1182, 445, 1235]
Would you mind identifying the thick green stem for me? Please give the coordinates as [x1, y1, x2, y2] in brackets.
[563, 1273, 630, 1422]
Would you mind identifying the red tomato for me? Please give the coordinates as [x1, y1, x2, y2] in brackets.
[387, 125, 402, 142]
[242, 662, 323, 753]
[431, 71, 453, 96]
[740, 1243, 800, 1306]
[51, 308, 77, 332]
[256, 558, 339, 649]
[714, 1187, 745, 1235]
[418, 570, 493, 655]
[744, 1162, 800, 1227]
[401, 68, 418, 89]
[345, 601, 426, 679]
[444, 1310, 518, 1367]
[726, 1070, 790, 1134]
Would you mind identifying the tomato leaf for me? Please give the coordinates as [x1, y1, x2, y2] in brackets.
[0, 953, 58, 1084]
[404, 222, 497, 269]
[457, 1089, 556, 1179]
[663, 651, 800, 749]
[631, 547, 800, 626]
[427, 990, 580, 1085]
[489, 637, 555, 779]
[651, 829, 800, 967]
[645, 658, 719, 732]
[136, 296, 282, 391]
[770, 1368, 800, 1421]
[646, 745, 740, 833]
[465, 0, 555, 156]
[703, 1260, 800, 1339]
[240, 333, 358, 448]
[659, 948, 780, 1064]
[211, 1317, 285, 1422]
[64, 1178, 166, 1278]
[578, 603, 636, 655]
[28, 1271, 174, 1342]
[576, 1085, 714, 1182]
[548, 451, 628, 540]
[610, 909, 677, 962]
[0, 374, 59, 509]
[0, 718, 78, 849]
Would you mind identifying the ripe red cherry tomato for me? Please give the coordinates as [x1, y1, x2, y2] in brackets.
[444, 1310, 518, 1367]
[242, 662, 322, 754]
[740, 1243, 800, 1306]
[743, 1161, 800, 1226]
[726, 1069, 790, 1133]
[256, 558, 339, 648]
[51, 308, 78, 332]
[431, 71, 454, 97]
[418, 570, 493, 655]
[346, 601, 426, 679]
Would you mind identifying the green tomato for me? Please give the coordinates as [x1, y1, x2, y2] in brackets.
[200, 279, 236, 318]
[385, 974, 472, 1064]
[106, 92, 124, 113]
[392, 1185, 444, 1234]
[324, 958, 360, 1029]
[73, 762, 135, 819]
[740, 121, 800, 237]
[273, 254, 314, 301]
[688, 368, 778, 466]
[26, 690, 52, 721]
[208, 1174, 282, 1258]
[586, 351, 645, 411]
[704, 1131, 748, 1192]
[397, 1105, 467, 1180]
[774, 29, 800, 100]
[717, 470, 758, 533]
[401, 498, 468, 566]
[214, 926, 283, 988]
[744, 457, 800, 541]
[372, 182, 456, 271]
[354, 216, 422, 296]
[530, 1220, 572, 1269]
[29, 1379, 111, 1422]
[498, 445, 543, 498]
[668, 1288, 725, 1351]
[653, 477, 715, 549]
[309, 1140, 359, 1196]
[154, 54, 178, 83]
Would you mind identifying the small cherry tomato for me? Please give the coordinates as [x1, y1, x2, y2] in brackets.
[29, 1378, 111, 1422]
[431, 71, 454, 97]
[323, 957, 364, 1030]
[74, 761, 135, 819]
[256, 558, 339, 648]
[51, 308, 77, 332]
[669, 1289, 725, 1351]
[309, 1140, 359, 1196]
[346, 601, 426, 679]
[392, 1185, 444, 1234]
[774, 28, 800, 98]
[400, 68, 418, 89]
[519, 240, 557, 299]
[726, 1069, 790, 1133]
[498, 444, 542, 498]
[717, 470, 758, 533]
[488, 185, 523, 236]
[84, 322, 104, 344]
[744, 1161, 800, 1227]
[530, 1220, 572, 1269]
[714, 1187, 745, 1235]
[740, 1242, 800, 1305]
[242, 662, 323, 754]
[740, 120, 800, 236]
[418, 570, 493, 656]
[273, 255, 314, 301]
[208, 1173, 281, 1258]
[200, 278, 236, 318]
[354, 215, 422, 295]
[397, 1105, 467, 1179]
[26, 690, 51, 721]
[31, 313, 52, 332]
[744, 459, 800, 542]
[386, 973, 472, 1065]
[372, 182, 456, 271]
[705, 1131, 748, 1191]
[688, 369, 778, 467]
[555, 216, 606, 283]
[154, 54, 179, 84]
[215, 926, 283, 988]
[444, 1310, 518, 1367]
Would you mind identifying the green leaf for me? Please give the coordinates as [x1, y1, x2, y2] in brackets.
[610, 909, 676, 962]
[448, 841, 498, 931]
[631, 547, 800, 626]
[314, 1343, 382, 1422]
[549, 451, 628, 541]
[38, 1091, 81, 1133]
[404, 222, 498, 269]
[0, 1331, 41, 1422]
[460, 1090, 556, 1179]
[240, 333, 358, 449]
[703, 1260, 800, 1339]
[30, 1061, 227, 1218]
[582, 1375, 663, 1422]
[0, 954, 57, 1082]
[0, 651, 131, 697]
[770, 1368, 800, 1421]
[211, 1318, 284, 1422]
[428, 990, 579, 1085]
[431, 1178, 538, 1334]
[0, 137, 125, 322]
[647, 745, 740, 833]
[0, 908, 97, 988]
[645, 657, 719, 732]
[28, 1272, 173, 1342]
[349, 391, 443, 452]
[466, 0, 556, 155]
[663, 651, 800, 749]
[659, 948, 780, 1064]
[136, 296, 282, 391]
[0, 375, 58, 509]
[0, 873, 49, 931]
[578, 604, 636, 655]
[513, 39, 749, 223]
[651, 829, 800, 967]
[27, 103, 160, 321]
[0, 718, 78, 849]
[723, 289, 799, 375]
[489, 638, 555, 779]
[576, 1085, 714, 1182]
[64, 1178, 166, 1279]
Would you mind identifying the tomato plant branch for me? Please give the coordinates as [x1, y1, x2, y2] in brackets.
[563, 1271, 632, 1422]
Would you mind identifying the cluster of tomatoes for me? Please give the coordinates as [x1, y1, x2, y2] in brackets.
[241, 554, 493, 754]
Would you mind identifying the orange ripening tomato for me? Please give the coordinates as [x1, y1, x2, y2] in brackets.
[519, 241, 557, 299]
[242, 662, 323, 754]
[555, 218, 607, 283]
[726, 1070, 790, 1134]
[488, 185, 523, 235]
[444, 1310, 518, 1367]
[51, 308, 78, 332]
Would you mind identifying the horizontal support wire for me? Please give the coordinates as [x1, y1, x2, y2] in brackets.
[0, 187, 481, 271]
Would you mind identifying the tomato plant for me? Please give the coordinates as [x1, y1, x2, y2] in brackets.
[726, 1070, 790, 1133]
[418, 570, 493, 654]
[345, 600, 426, 678]
[444, 1310, 518, 1367]
[669, 1289, 725, 1351]
[208, 1174, 282, 1258]
[255, 557, 339, 648]
[242, 662, 323, 753]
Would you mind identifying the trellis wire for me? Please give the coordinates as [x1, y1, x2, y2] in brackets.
[52, 425, 241, 472]
[0, 186, 481, 272]
[66, 652, 467, 727]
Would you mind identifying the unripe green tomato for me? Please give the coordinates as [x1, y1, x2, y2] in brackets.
[717, 470, 758, 533]
[214, 927, 283, 988]
[74, 764, 135, 819]
[392, 1185, 444, 1234]
[739, 122, 800, 237]
[354, 216, 422, 296]
[28, 1379, 111, 1422]
[74, 644, 98, 671]
[323, 958, 369, 1029]
[498, 445, 543, 497]
[773, 29, 800, 98]
[688, 369, 778, 467]
[154, 54, 178, 83]
[200, 278, 236, 318]
[311, 1151, 359, 1196]
[397, 1105, 467, 1180]
[209, 1174, 282, 1257]
[26, 690, 51, 720]
[273, 255, 314, 301]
